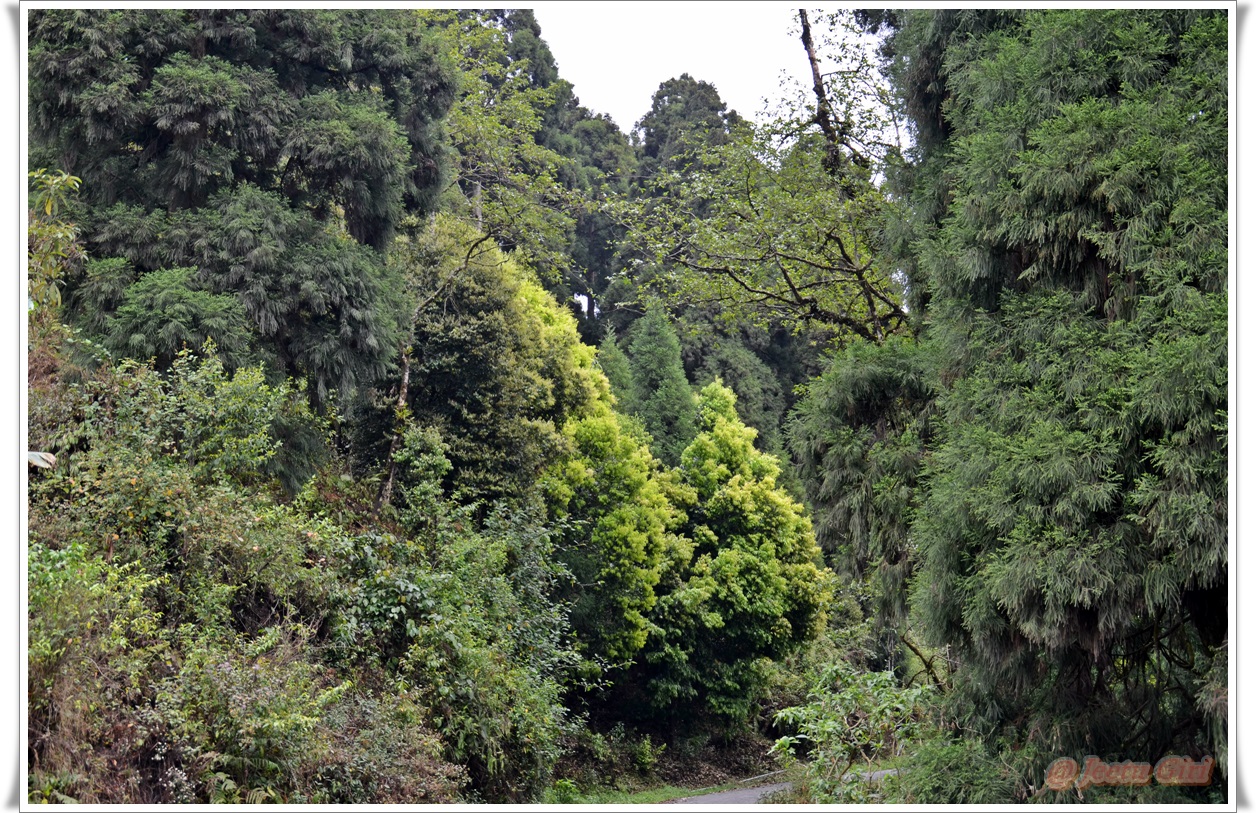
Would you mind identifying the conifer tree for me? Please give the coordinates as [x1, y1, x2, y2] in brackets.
[625, 307, 697, 467]
[794, 9, 1230, 793]
[636, 73, 742, 177]
[595, 329, 638, 415]
[28, 9, 457, 403]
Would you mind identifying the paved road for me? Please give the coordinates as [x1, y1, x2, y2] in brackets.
[670, 782, 793, 804]
[668, 769, 899, 804]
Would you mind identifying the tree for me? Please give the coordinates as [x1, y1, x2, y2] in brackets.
[635, 73, 742, 177]
[365, 215, 603, 505]
[28, 9, 457, 403]
[619, 110, 907, 342]
[102, 267, 254, 372]
[817, 9, 1229, 795]
[424, 9, 580, 283]
[543, 401, 678, 667]
[788, 336, 934, 630]
[623, 307, 697, 467]
[622, 382, 833, 725]
[594, 329, 637, 415]
[27, 169, 85, 317]
[615, 14, 910, 341]
[677, 314, 791, 460]
[423, 9, 642, 339]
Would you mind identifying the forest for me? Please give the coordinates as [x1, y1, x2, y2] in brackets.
[25, 8, 1228, 805]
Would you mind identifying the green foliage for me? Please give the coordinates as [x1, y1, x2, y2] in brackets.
[29, 9, 1228, 805]
[27, 542, 108, 745]
[621, 120, 906, 340]
[681, 323, 789, 457]
[845, 7, 1231, 788]
[102, 268, 254, 371]
[155, 625, 349, 798]
[624, 307, 697, 466]
[374, 215, 602, 502]
[30, 9, 458, 404]
[27, 540, 173, 803]
[424, 9, 581, 281]
[28, 337, 468, 803]
[594, 329, 637, 414]
[85, 184, 409, 404]
[771, 663, 931, 803]
[636, 73, 742, 175]
[307, 423, 576, 802]
[618, 21, 908, 343]
[881, 733, 1019, 804]
[624, 382, 834, 726]
[296, 693, 464, 803]
[27, 346, 337, 636]
[29, 9, 455, 221]
[27, 169, 85, 314]
[788, 336, 934, 626]
[393, 506, 576, 802]
[543, 401, 678, 665]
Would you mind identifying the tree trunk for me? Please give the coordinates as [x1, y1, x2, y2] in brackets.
[373, 342, 413, 519]
[798, 9, 864, 189]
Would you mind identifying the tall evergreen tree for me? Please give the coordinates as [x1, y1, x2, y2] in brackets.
[28, 9, 457, 402]
[595, 329, 638, 415]
[792, 9, 1228, 796]
[624, 307, 698, 467]
[635, 73, 742, 178]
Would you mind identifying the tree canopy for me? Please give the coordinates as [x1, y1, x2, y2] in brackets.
[792, 8, 1228, 794]
[30, 9, 457, 402]
[26, 7, 1228, 805]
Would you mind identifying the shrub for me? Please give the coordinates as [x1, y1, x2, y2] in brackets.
[297, 692, 465, 803]
[771, 663, 931, 803]
[882, 733, 1018, 804]
[153, 625, 349, 801]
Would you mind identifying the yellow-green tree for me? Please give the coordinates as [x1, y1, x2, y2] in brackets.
[623, 382, 833, 724]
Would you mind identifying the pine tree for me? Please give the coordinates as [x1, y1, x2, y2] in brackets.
[595, 329, 638, 415]
[625, 307, 697, 467]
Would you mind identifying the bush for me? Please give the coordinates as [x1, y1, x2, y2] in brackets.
[27, 544, 173, 803]
[882, 734, 1018, 804]
[299, 692, 465, 803]
[393, 506, 576, 802]
[153, 625, 349, 801]
[771, 662, 932, 803]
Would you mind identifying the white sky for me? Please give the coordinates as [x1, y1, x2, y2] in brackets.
[533, 2, 818, 133]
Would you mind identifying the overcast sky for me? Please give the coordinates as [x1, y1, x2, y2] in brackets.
[533, 3, 817, 134]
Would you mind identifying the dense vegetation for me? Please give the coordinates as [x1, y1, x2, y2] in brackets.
[27, 7, 1227, 804]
